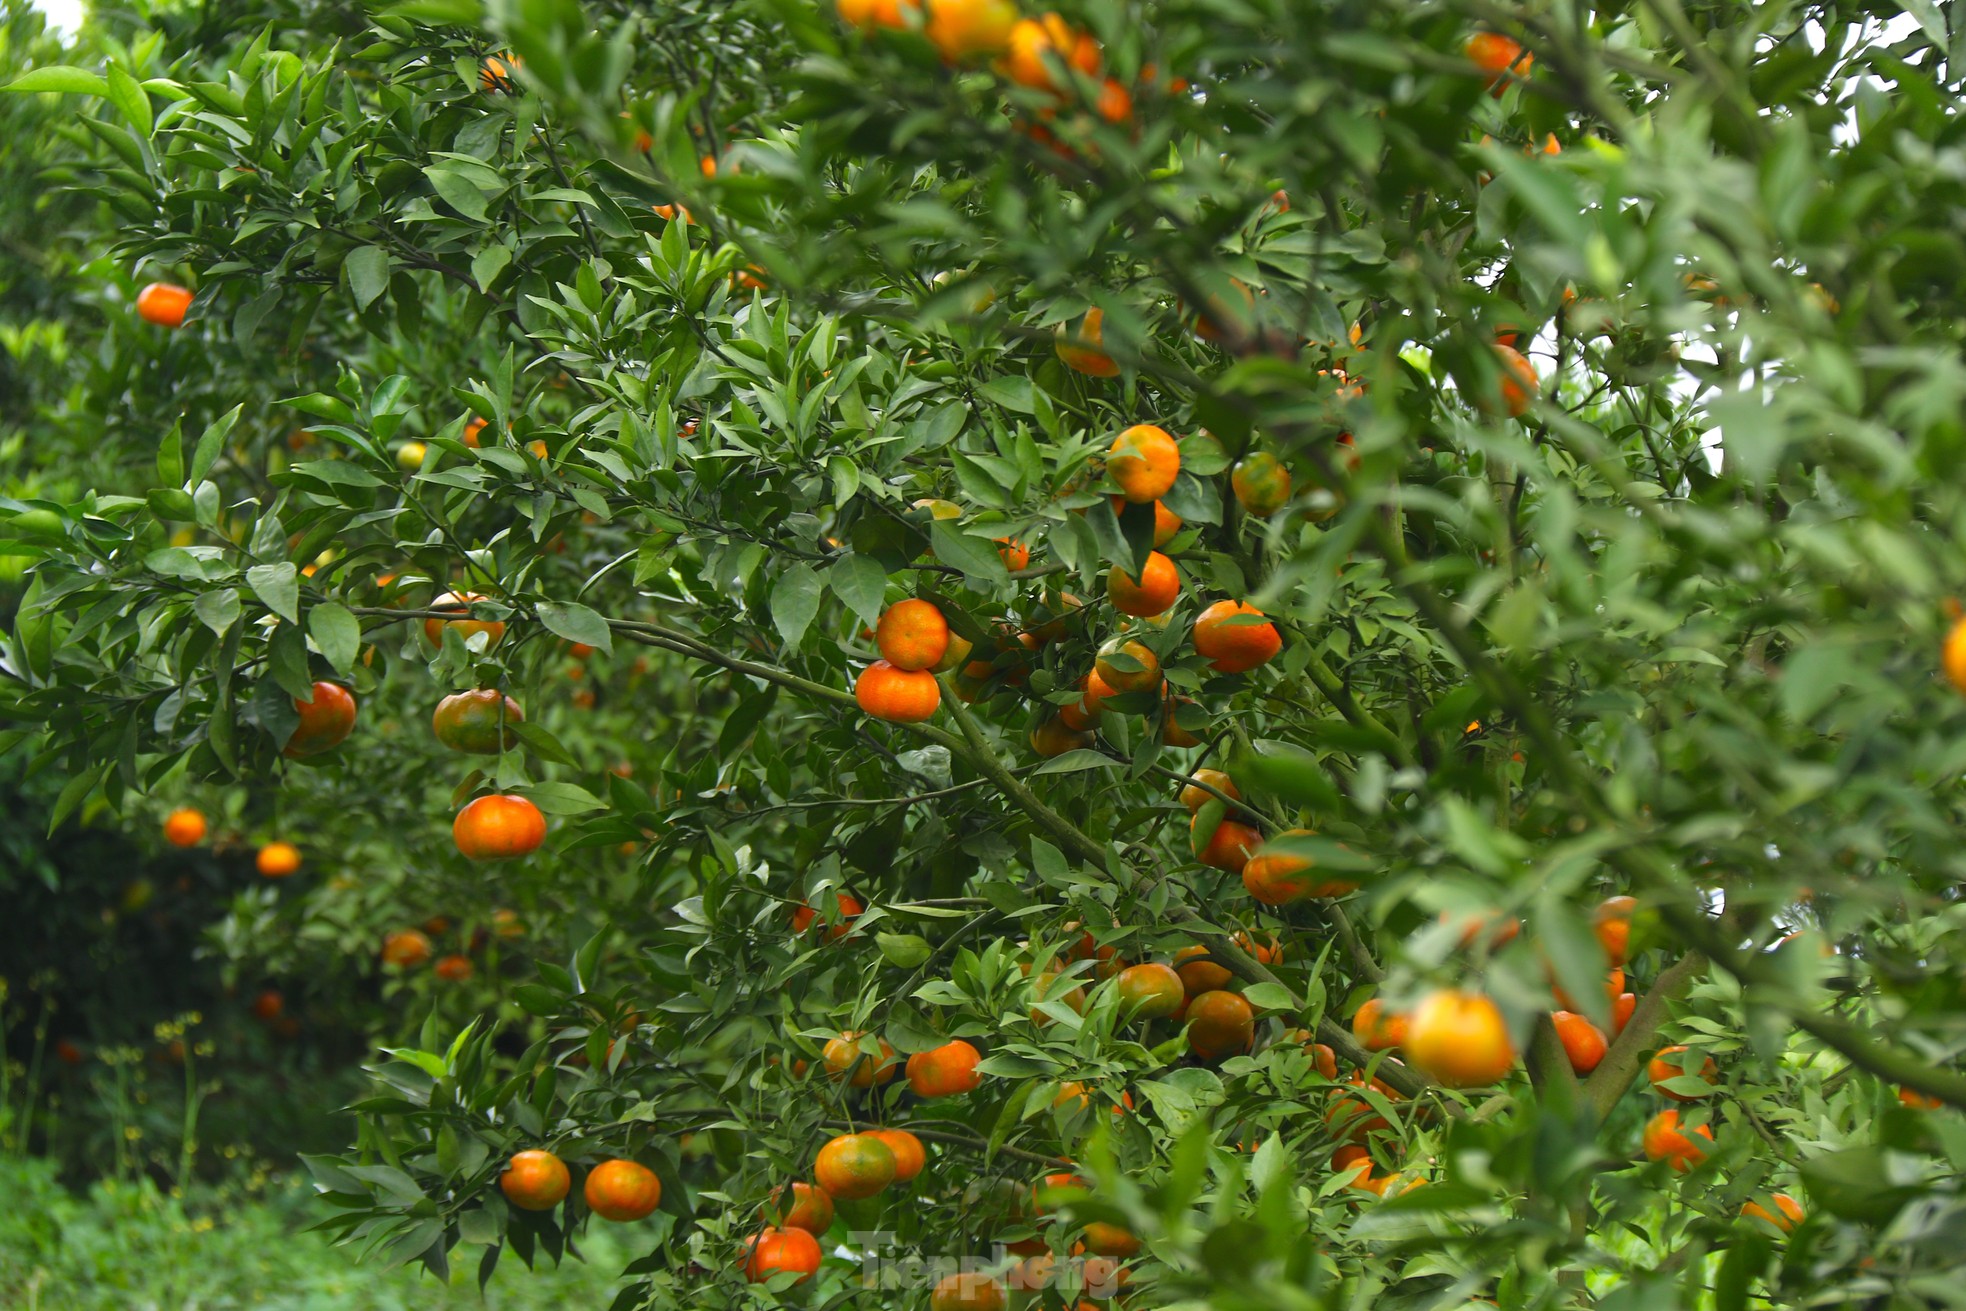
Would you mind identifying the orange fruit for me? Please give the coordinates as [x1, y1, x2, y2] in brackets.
[1107, 425, 1180, 503]
[136, 282, 193, 328]
[1646, 1046, 1716, 1101]
[1031, 718, 1093, 757]
[424, 591, 506, 649]
[585, 1159, 661, 1221]
[453, 794, 546, 861]
[1190, 278, 1255, 343]
[1326, 1071, 1399, 1141]
[1551, 1011, 1607, 1075]
[1900, 1086, 1943, 1110]
[1593, 895, 1636, 966]
[1742, 1193, 1804, 1232]
[1003, 14, 1101, 93]
[1094, 638, 1160, 694]
[434, 953, 474, 982]
[814, 1132, 897, 1200]
[1642, 1109, 1712, 1172]
[432, 688, 524, 754]
[1192, 813, 1258, 872]
[1162, 694, 1204, 746]
[1028, 969, 1088, 1024]
[1107, 552, 1180, 617]
[499, 1150, 571, 1211]
[1491, 343, 1538, 417]
[1283, 1030, 1341, 1079]
[792, 891, 864, 939]
[1231, 453, 1292, 518]
[1442, 909, 1521, 949]
[823, 1032, 899, 1087]
[1179, 768, 1239, 813]
[479, 52, 521, 92]
[1187, 989, 1255, 1061]
[932, 630, 974, 674]
[1405, 989, 1515, 1088]
[1173, 945, 1232, 996]
[763, 1181, 835, 1235]
[1080, 1221, 1140, 1257]
[932, 1272, 1006, 1311]
[1243, 829, 1356, 904]
[1943, 615, 1966, 694]
[924, 0, 1017, 60]
[1352, 998, 1408, 1052]
[1464, 31, 1532, 88]
[856, 660, 942, 721]
[868, 1127, 926, 1183]
[1233, 931, 1282, 965]
[744, 1226, 824, 1283]
[1192, 600, 1281, 673]
[1115, 962, 1184, 1019]
[381, 928, 433, 969]
[1110, 496, 1183, 546]
[1055, 308, 1120, 377]
[162, 808, 207, 848]
[877, 599, 951, 671]
[906, 1039, 983, 1097]
[462, 417, 486, 447]
[837, 0, 917, 29]
[1611, 991, 1637, 1034]
[995, 536, 1033, 570]
[251, 989, 284, 1021]
[285, 681, 356, 758]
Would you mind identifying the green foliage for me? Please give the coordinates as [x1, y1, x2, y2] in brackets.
[4, 0, 1966, 1307]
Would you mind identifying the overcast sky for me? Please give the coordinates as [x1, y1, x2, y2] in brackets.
[33, 0, 84, 34]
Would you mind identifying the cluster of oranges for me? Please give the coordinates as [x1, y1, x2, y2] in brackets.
[498, 1148, 663, 1224]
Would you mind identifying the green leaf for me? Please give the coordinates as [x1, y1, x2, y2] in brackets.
[246, 562, 300, 624]
[190, 404, 243, 487]
[876, 933, 933, 969]
[1242, 982, 1297, 1013]
[425, 163, 491, 222]
[1033, 749, 1115, 775]
[524, 781, 605, 815]
[345, 246, 391, 311]
[308, 602, 360, 675]
[769, 564, 823, 649]
[928, 521, 1010, 588]
[194, 587, 241, 637]
[534, 600, 612, 655]
[105, 63, 152, 137]
[155, 419, 184, 489]
[3, 66, 110, 97]
[829, 553, 888, 627]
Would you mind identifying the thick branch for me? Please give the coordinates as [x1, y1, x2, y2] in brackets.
[1581, 949, 1706, 1117]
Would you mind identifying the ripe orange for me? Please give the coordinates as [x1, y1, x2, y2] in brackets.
[856, 659, 942, 721]
[837, 0, 916, 30]
[1187, 989, 1255, 1061]
[585, 1158, 662, 1221]
[1003, 14, 1101, 93]
[877, 599, 950, 671]
[823, 1032, 899, 1087]
[1028, 969, 1088, 1024]
[479, 52, 521, 92]
[381, 928, 434, 969]
[1243, 829, 1356, 904]
[136, 282, 193, 328]
[1173, 945, 1232, 996]
[1094, 638, 1160, 694]
[1079, 1221, 1140, 1257]
[868, 1127, 926, 1183]
[1465, 31, 1532, 89]
[1110, 496, 1183, 546]
[1943, 616, 1966, 694]
[1231, 453, 1293, 518]
[462, 417, 487, 447]
[1107, 425, 1180, 503]
[997, 537, 1033, 570]
[1282, 1030, 1341, 1079]
[1326, 1070, 1400, 1140]
[1550, 1011, 1607, 1075]
[744, 1226, 824, 1283]
[1405, 989, 1515, 1088]
[1642, 1109, 1712, 1172]
[255, 841, 301, 876]
[933, 630, 975, 674]
[453, 794, 547, 861]
[1106, 552, 1180, 617]
[499, 1149, 571, 1211]
[924, 0, 1017, 60]
[162, 808, 207, 848]
[434, 953, 475, 982]
[1192, 600, 1281, 673]
[1646, 1045, 1716, 1101]
[1162, 694, 1204, 746]
[932, 1272, 1006, 1311]
[1900, 1086, 1943, 1110]
[251, 989, 284, 1021]
[814, 1132, 897, 1200]
[1593, 895, 1636, 965]
[1031, 718, 1093, 757]
[906, 1039, 983, 1098]
[1179, 768, 1239, 813]
[1115, 962, 1184, 1019]
[1742, 1193, 1804, 1232]
[1055, 308, 1120, 377]
[1491, 344, 1538, 417]
[424, 591, 506, 649]
[1232, 931, 1282, 966]
[285, 681, 357, 758]
[432, 688, 524, 754]
[1192, 813, 1258, 872]
[792, 891, 864, 938]
[1611, 991, 1637, 1034]
[1351, 998, 1408, 1052]
[763, 1181, 835, 1235]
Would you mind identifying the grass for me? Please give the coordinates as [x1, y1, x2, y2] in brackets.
[0, 1155, 638, 1310]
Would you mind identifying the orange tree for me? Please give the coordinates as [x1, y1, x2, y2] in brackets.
[5, 0, 1966, 1305]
